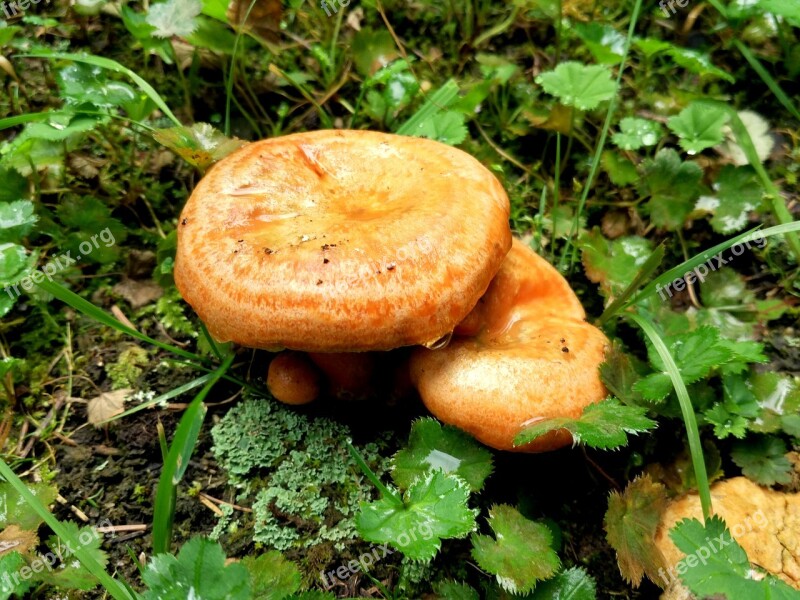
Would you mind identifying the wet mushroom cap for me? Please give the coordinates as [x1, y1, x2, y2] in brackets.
[410, 239, 609, 452]
[175, 130, 512, 352]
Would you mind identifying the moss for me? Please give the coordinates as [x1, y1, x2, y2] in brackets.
[211, 393, 391, 552]
[105, 345, 149, 389]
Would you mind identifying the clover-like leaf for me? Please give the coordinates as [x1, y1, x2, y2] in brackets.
[612, 117, 664, 150]
[604, 474, 668, 587]
[639, 148, 705, 230]
[667, 102, 730, 155]
[536, 62, 616, 110]
[514, 398, 656, 449]
[392, 418, 493, 492]
[471, 505, 560, 595]
[356, 471, 477, 562]
[142, 537, 250, 600]
[414, 111, 468, 146]
[731, 436, 792, 486]
[704, 404, 749, 440]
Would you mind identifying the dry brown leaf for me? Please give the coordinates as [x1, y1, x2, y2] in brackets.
[87, 389, 130, 426]
[226, 0, 281, 43]
[0, 525, 38, 557]
[113, 278, 163, 309]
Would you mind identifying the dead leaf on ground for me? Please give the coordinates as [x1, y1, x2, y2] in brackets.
[87, 389, 131, 426]
[0, 525, 38, 557]
[227, 0, 281, 43]
[113, 278, 163, 309]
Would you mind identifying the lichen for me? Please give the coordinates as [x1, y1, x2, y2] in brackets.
[211, 392, 391, 551]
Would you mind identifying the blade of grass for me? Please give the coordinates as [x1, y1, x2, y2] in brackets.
[733, 40, 800, 122]
[625, 222, 800, 309]
[224, 0, 259, 136]
[37, 279, 206, 364]
[0, 461, 135, 600]
[152, 352, 234, 554]
[396, 79, 459, 136]
[20, 52, 181, 127]
[627, 312, 712, 521]
[566, 0, 644, 270]
[598, 243, 666, 325]
[345, 439, 403, 507]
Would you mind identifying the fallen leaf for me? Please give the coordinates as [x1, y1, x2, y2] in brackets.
[0, 525, 38, 557]
[87, 389, 131, 426]
[113, 278, 164, 309]
[226, 0, 281, 43]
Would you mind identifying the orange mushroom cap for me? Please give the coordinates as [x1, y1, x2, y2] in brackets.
[267, 351, 322, 405]
[410, 239, 609, 452]
[174, 130, 511, 352]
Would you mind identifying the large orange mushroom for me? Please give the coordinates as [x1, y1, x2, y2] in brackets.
[410, 239, 610, 452]
[174, 130, 512, 353]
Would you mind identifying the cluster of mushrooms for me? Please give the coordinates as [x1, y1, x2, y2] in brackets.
[174, 130, 609, 452]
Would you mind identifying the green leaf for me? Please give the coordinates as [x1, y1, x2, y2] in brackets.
[667, 102, 730, 155]
[142, 537, 250, 600]
[397, 80, 460, 138]
[242, 551, 301, 600]
[39, 522, 108, 590]
[413, 111, 468, 146]
[152, 123, 247, 170]
[351, 28, 399, 77]
[356, 471, 477, 561]
[757, 0, 800, 23]
[146, 0, 202, 37]
[704, 165, 764, 234]
[470, 505, 560, 595]
[514, 398, 656, 449]
[0, 552, 33, 599]
[56, 63, 137, 108]
[392, 418, 493, 492]
[612, 117, 663, 150]
[640, 148, 705, 230]
[599, 342, 646, 406]
[602, 151, 639, 186]
[571, 22, 625, 65]
[20, 113, 102, 143]
[703, 404, 749, 439]
[749, 372, 800, 435]
[580, 229, 654, 299]
[731, 436, 792, 485]
[604, 474, 668, 586]
[535, 62, 616, 110]
[528, 567, 597, 599]
[0, 482, 58, 530]
[634, 327, 735, 401]
[432, 580, 480, 600]
[666, 46, 736, 83]
[0, 200, 37, 243]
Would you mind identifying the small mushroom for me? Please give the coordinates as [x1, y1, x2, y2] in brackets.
[410, 239, 609, 452]
[308, 352, 377, 401]
[174, 130, 511, 352]
[266, 351, 323, 405]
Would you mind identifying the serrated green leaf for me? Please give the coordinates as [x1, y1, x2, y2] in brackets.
[392, 418, 493, 492]
[146, 0, 202, 37]
[432, 580, 480, 600]
[0, 552, 32, 599]
[604, 474, 668, 586]
[599, 342, 646, 406]
[471, 505, 560, 595]
[580, 229, 654, 299]
[514, 398, 656, 449]
[667, 102, 730, 155]
[666, 47, 736, 83]
[39, 522, 107, 590]
[758, 0, 800, 21]
[535, 62, 616, 110]
[356, 471, 476, 561]
[731, 436, 792, 485]
[142, 537, 250, 599]
[706, 165, 764, 234]
[703, 404, 749, 439]
[0, 201, 37, 243]
[529, 567, 597, 599]
[612, 117, 663, 150]
[242, 551, 301, 600]
[56, 63, 137, 108]
[749, 373, 800, 435]
[640, 148, 705, 230]
[413, 111, 468, 146]
[571, 22, 625, 65]
[152, 123, 247, 170]
[601, 151, 639, 186]
[0, 482, 58, 530]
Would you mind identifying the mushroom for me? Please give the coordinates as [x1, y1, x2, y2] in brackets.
[174, 130, 512, 353]
[266, 351, 323, 405]
[410, 239, 610, 452]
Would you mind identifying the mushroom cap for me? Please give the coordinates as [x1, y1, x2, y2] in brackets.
[267, 351, 322, 405]
[410, 239, 609, 452]
[174, 130, 511, 352]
